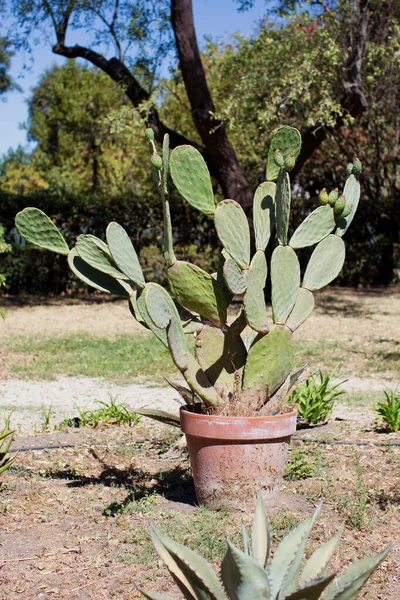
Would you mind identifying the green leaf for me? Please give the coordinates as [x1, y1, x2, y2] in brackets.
[251, 492, 272, 568]
[275, 168, 291, 245]
[303, 235, 345, 291]
[75, 234, 128, 280]
[253, 181, 276, 251]
[151, 525, 226, 600]
[106, 221, 145, 288]
[170, 145, 215, 215]
[68, 248, 132, 297]
[221, 540, 271, 600]
[289, 205, 336, 249]
[271, 245, 300, 324]
[134, 408, 181, 428]
[215, 200, 251, 269]
[298, 528, 342, 587]
[15, 207, 69, 255]
[335, 175, 360, 238]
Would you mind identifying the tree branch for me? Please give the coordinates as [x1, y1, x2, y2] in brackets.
[51, 42, 204, 152]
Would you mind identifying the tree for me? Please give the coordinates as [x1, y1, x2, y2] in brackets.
[7, 0, 397, 211]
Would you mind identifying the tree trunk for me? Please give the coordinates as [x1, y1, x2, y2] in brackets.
[171, 0, 252, 210]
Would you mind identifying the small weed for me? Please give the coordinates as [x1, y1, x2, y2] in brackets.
[60, 395, 140, 429]
[40, 404, 53, 431]
[271, 512, 302, 541]
[284, 446, 325, 480]
[290, 370, 347, 425]
[340, 453, 369, 530]
[374, 386, 400, 432]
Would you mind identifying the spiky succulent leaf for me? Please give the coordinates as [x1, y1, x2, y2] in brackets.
[170, 145, 215, 215]
[303, 235, 345, 291]
[249, 250, 268, 289]
[242, 524, 250, 556]
[221, 540, 271, 600]
[243, 269, 269, 333]
[138, 589, 175, 600]
[275, 168, 291, 245]
[266, 126, 302, 182]
[243, 326, 293, 400]
[223, 257, 247, 294]
[168, 261, 227, 327]
[335, 175, 360, 238]
[214, 200, 251, 269]
[75, 234, 128, 280]
[289, 205, 336, 249]
[271, 245, 300, 324]
[251, 492, 272, 568]
[134, 408, 180, 428]
[195, 325, 247, 392]
[298, 528, 343, 587]
[277, 504, 322, 598]
[324, 545, 392, 600]
[15, 207, 69, 255]
[286, 288, 314, 332]
[267, 504, 321, 599]
[68, 248, 132, 297]
[284, 574, 336, 600]
[253, 181, 276, 250]
[106, 222, 145, 288]
[151, 525, 226, 600]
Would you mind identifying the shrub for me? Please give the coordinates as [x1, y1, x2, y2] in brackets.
[375, 387, 400, 432]
[290, 370, 346, 425]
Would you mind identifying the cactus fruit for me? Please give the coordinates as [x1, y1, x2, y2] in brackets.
[145, 128, 155, 141]
[150, 153, 162, 170]
[333, 195, 346, 214]
[328, 189, 339, 207]
[352, 158, 362, 176]
[15, 126, 359, 417]
[319, 188, 329, 205]
[141, 493, 392, 600]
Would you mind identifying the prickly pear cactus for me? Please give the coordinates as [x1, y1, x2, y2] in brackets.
[140, 494, 391, 600]
[14, 125, 360, 418]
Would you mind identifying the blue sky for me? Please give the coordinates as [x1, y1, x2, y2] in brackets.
[0, 0, 266, 157]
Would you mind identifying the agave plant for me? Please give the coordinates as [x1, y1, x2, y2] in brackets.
[0, 419, 16, 475]
[15, 126, 360, 418]
[139, 494, 391, 600]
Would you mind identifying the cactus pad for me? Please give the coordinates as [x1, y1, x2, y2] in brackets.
[275, 168, 291, 245]
[243, 326, 294, 401]
[68, 248, 131, 297]
[289, 205, 336, 249]
[249, 250, 268, 289]
[168, 261, 227, 326]
[169, 145, 215, 215]
[223, 257, 247, 295]
[286, 287, 314, 332]
[243, 269, 269, 333]
[214, 200, 251, 269]
[195, 325, 247, 392]
[15, 207, 69, 255]
[136, 288, 169, 347]
[335, 174, 360, 237]
[266, 126, 302, 182]
[271, 245, 300, 324]
[143, 282, 175, 329]
[167, 316, 188, 371]
[253, 182, 276, 251]
[183, 353, 220, 407]
[75, 234, 127, 280]
[303, 234, 346, 291]
[106, 222, 145, 288]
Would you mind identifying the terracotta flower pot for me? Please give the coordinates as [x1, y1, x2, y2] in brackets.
[180, 407, 297, 510]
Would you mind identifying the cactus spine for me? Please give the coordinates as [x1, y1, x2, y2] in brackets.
[14, 126, 360, 416]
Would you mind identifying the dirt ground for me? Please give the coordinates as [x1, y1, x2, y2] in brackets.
[0, 289, 399, 599]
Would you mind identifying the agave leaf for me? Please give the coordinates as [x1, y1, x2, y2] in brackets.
[137, 588, 176, 600]
[134, 408, 181, 428]
[241, 524, 250, 556]
[0, 455, 17, 475]
[267, 504, 321, 599]
[151, 524, 226, 600]
[284, 573, 336, 600]
[165, 377, 197, 405]
[324, 545, 392, 600]
[251, 492, 271, 568]
[298, 528, 343, 587]
[221, 539, 271, 600]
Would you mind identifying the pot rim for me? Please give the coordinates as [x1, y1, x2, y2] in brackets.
[180, 406, 297, 441]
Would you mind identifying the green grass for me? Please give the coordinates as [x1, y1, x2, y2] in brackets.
[1, 333, 176, 383]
